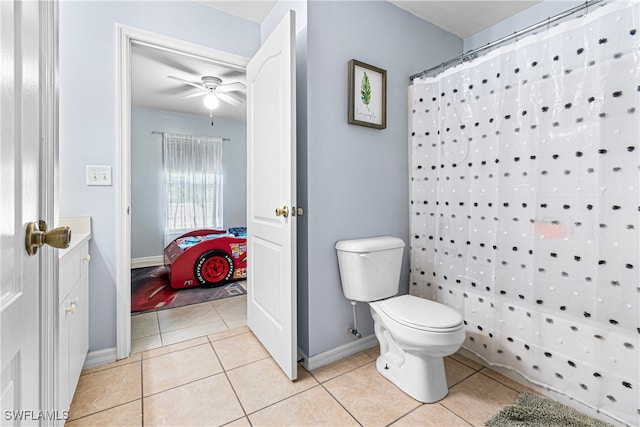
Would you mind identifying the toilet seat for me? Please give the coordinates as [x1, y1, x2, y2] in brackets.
[378, 295, 463, 333]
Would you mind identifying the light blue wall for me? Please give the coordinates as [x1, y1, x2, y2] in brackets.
[59, 1, 260, 351]
[130, 107, 247, 259]
[61, 0, 461, 357]
[261, 0, 307, 42]
[464, 0, 583, 51]
[303, 1, 462, 357]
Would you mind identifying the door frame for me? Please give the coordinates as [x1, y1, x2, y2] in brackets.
[40, 0, 59, 416]
[115, 25, 249, 359]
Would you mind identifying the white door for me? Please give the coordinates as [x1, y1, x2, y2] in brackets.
[246, 10, 297, 380]
[1, 0, 53, 419]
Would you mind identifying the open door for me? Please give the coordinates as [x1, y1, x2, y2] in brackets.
[1, 0, 57, 417]
[246, 10, 297, 380]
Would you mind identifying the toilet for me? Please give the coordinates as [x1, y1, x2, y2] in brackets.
[335, 236, 465, 403]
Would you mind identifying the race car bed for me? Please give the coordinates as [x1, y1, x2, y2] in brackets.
[164, 227, 247, 289]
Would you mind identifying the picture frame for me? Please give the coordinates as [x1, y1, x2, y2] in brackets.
[348, 59, 387, 130]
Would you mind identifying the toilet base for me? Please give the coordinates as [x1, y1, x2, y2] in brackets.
[376, 352, 449, 403]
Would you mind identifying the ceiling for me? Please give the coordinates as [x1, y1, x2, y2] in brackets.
[195, 0, 541, 38]
[131, 43, 247, 121]
[131, 1, 542, 119]
[194, 0, 278, 23]
[390, 1, 541, 38]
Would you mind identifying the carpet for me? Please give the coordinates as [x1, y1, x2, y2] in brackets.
[485, 392, 614, 427]
[131, 265, 246, 314]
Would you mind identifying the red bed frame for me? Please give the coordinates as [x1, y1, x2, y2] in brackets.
[164, 228, 247, 289]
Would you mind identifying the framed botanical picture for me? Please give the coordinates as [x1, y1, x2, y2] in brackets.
[348, 59, 387, 129]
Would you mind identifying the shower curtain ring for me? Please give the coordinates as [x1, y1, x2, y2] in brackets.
[547, 17, 551, 30]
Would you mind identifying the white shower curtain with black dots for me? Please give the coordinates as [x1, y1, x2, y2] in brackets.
[409, 2, 639, 424]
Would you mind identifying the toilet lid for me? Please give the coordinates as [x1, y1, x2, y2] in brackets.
[380, 295, 463, 331]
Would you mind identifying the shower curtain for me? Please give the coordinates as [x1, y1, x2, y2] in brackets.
[409, 2, 638, 424]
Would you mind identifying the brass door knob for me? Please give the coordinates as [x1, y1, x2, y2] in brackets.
[25, 220, 71, 256]
[275, 206, 289, 218]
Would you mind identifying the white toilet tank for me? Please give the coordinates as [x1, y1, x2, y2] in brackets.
[335, 236, 405, 302]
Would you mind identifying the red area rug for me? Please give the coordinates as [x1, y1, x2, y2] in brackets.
[131, 265, 246, 314]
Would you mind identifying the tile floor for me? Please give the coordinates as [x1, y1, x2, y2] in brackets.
[130, 281, 248, 354]
[69, 305, 535, 426]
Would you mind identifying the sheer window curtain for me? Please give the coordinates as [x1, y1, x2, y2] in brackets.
[162, 133, 224, 246]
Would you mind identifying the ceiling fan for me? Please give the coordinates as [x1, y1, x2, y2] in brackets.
[167, 75, 246, 109]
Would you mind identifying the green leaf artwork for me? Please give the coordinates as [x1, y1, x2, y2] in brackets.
[360, 71, 371, 111]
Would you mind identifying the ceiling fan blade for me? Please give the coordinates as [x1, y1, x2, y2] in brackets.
[217, 82, 246, 93]
[181, 91, 207, 99]
[216, 92, 243, 106]
[167, 75, 204, 90]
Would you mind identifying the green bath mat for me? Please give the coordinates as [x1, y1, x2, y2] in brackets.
[485, 392, 614, 427]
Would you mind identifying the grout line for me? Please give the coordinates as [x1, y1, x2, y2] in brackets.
[439, 395, 479, 427]
[439, 403, 475, 427]
[385, 403, 423, 427]
[139, 341, 225, 399]
[142, 337, 210, 360]
[65, 399, 141, 424]
[240, 383, 324, 417]
[318, 382, 363, 426]
[441, 371, 521, 425]
[446, 368, 477, 388]
[220, 317, 232, 329]
[80, 355, 142, 376]
[140, 355, 145, 427]
[478, 368, 526, 394]
[221, 415, 252, 427]
[449, 353, 483, 371]
[310, 359, 376, 384]
[207, 326, 251, 344]
[154, 311, 160, 342]
[141, 371, 226, 399]
[78, 361, 141, 379]
[222, 354, 273, 374]
[210, 339, 250, 420]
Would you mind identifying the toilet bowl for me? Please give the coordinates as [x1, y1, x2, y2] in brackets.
[335, 236, 465, 403]
[370, 295, 465, 402]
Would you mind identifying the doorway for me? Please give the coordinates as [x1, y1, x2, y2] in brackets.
[116, 25, 250, 359]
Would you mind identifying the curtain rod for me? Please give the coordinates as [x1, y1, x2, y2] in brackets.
[410, 0, 604, 81]
[151, 131, 230, 142]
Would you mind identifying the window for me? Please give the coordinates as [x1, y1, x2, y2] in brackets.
[163, 133, 223, 244]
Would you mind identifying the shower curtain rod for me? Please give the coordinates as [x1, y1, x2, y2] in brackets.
[151, 131, 230, 142]
[410, 0, 604, 81]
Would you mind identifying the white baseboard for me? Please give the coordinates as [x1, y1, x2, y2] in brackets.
[131, 256, 164, 269]
[300, 334, 378, 371]
[83, 347, 117, 369]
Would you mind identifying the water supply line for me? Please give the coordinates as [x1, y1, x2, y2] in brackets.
[348, 301, 362, 338]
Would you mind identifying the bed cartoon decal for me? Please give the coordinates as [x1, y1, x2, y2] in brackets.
[164, 227, 247, 289]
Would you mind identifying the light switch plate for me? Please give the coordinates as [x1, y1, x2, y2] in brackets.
[86, 165, 112, 186]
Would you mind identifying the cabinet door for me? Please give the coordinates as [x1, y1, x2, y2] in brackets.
[69, 243, 89, 393]
[58, 296, 71, 411]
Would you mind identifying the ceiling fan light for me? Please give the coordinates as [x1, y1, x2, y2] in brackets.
[203, 93, 220, 110]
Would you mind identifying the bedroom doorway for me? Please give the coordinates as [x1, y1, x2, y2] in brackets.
[116, 25, 251, 358]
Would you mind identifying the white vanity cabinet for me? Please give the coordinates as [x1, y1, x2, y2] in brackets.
[58, 217, 91, 413]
